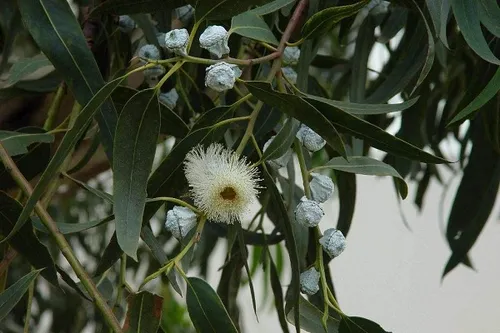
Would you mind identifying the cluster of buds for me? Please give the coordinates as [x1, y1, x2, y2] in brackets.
[281, 46, 300, 84]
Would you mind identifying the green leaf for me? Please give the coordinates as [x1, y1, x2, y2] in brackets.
[0, 127, 51, 190]
[306, 95, 420, 115]
[410, 0, 435, 92]
[113, 89, 160, 259]
[350, 16, 375, 102]
[286, 296, 340, 333]
[0, 130, 54, 156]
[18, 0, 117, 162]
[123, 291, 164, 333]
[188, 0, 274, 20]
[248, 0, 296, 15]
[448, 67, 500, 125]
[6, 54, 53, 86]
[0, 269, 41, 322]
[335, 172, 356, 237]
[91, 0, 182, 16]
[425, 0, 441, 35]
[245, 81, 347, 158]
[301, 0, 369, 40]
[186, 277, 238, 333]
[63, 173, 113, 203]
[32, 215, 113, 235]
[268, 251, 289, 333]
[477, 0, 500, 37]
[314, 156, 408, 199]
[450, 0, 500, 64]
[4, 76, 126, 245]
[0, 192, 58, 286]
[339, 316, 390, 333]
[230, 12, 279, 45]
[439, 0, 451, 48]
[262, 118, 300, 161]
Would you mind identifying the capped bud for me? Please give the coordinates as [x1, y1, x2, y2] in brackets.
[165, 28, 189, 56]
[283, 46, 300, 65]
[118, 15, 135, 33]
[310, 172, 334, 203]
[205, 62, 241, 92]
[281, 67, 297, 84]
[199, 25, 230, 58]
[165, 206, 198, 239]
[159, 88, 179, 109]
[175, 5, 195, 24]
[156, 32, 167, 48]
[294, 196, 324, 227]
[296, 125, 326, 152]
[138, 44, 161, 61]
[144, 65, 165, 78]
[319, 228, 346, 258]
[263, 136, 293, 169]
[300, 267, 320, 295]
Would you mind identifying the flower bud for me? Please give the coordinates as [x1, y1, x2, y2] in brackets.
[310, 172, 334, 203]
[138, 44, 161, 61]
[118, 15, 135, 33]
[199, 25, 230, 58]
[296, 125, 326, 152]
[300, 267, 320, 295]
[283, 46, 300, 65]
[205, 62, 241, 92]
[263, 136, 293, 169]
[159, 88, 179, 109]
[319, 228, 346, 258]
[175, 5, 195, 24]
[281, 67, 297, 84]
[156, 32, 166, 48]
[144, 65, 165, 78]
[294, 196, 324, 227]
[165, 28, 189, 56]
[165, 206, 198, 239]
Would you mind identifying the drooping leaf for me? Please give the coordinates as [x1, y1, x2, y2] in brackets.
[268, 250, 290, 333]
[185, 277, 239, 333]
[123, 291, 164, 333]
[305, 95, 420, 115]
[0, 192, 58, 286]
[410, 0, 435, 92]
[301, 0, 369, 40]
[262, 118, 300, 162]
[248, 0, 296, 15]
[335, 171, 356, 237]
[314, 156, 408, 199]
[6, 54, 53, 86]
[286, 295, 340, 333]
[32, 215, 114, 235]
[0, 269, 41, 322]
[113, 89, 160, 259]
[339, 316, 390, 333]
[63, 173, 113, 203]
[350, 15, 375, 103]
[90, 0, 182, 16]
[450, 0, 500, 64]
[188, 0, 274, 21]
[448, 67, 500, 126]
[477, 0, 500, 38]
[230, 12, 279, 45]
[0, 130, 54, 156]
[18, 0, 118, 162]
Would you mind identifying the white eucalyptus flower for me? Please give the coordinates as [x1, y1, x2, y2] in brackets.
[310, 172, 334, 203]
[282, 67, 297, 84]
[296, 125, 326, 152]
[319, 228, 346, 258]
[295, 196, 324, 228]
[199, 25, 230, 58]
[159, 88, 179, 109]
[283, 46, 300, 65]
[300, 267, 320, 295]
[165, 206, 198, 239]
[165, 28, 189, 56]
[205, 62, 241, 92]
[138, 44, 161, 61]
[184, 143, 261, 224]
[118, 15, 135, 33]
[263, 136, 293, 169]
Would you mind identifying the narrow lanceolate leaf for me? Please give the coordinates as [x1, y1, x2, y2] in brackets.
[230, 12, 279, 45]
[477, 0, 500, 37]
[32, 215, 113, 235]
[4, 76, 126, 244]
[262, 118, 300, 162]
[410, 0, 435, 92]
[314, 156, 408, 199]
[18, 0, 117, 162]
[187, 0, 273, 21]
[301, 0, 369, 40]
[286, 296, 340, 333]
[91, 0, 182, 16]
[6, 54, 53, 86]
[339, 316, 390, 333]
[114, 89, 160, 259]
[123, 291, 164, 333]
[268, 251, 289, 333]
[0, 130, 53, 156]
[450, 0, 500, 64]
[0, 269, 41, 322]
[448, 67, 500, 126]
[186, 277, 238, 333]
[336, 172, 356, 237]
[305, 95, 419, 115]
[63, 173, 113, 203]
[0, 193, 58, 286]
[248, 0, 296, 15]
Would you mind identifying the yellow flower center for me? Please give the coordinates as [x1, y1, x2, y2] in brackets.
[220, 186, 237, 200]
